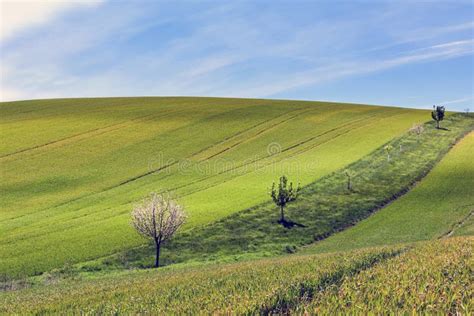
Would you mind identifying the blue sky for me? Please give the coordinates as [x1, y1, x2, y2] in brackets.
[1, 0, 473, 110]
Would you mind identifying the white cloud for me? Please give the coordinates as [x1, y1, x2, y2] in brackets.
[0, 2, 472, 105]
[0, 0, 103, 42]
[219, 39, 474, 98]
[367, 21, 474, 53]
[439, 97, 473, 105]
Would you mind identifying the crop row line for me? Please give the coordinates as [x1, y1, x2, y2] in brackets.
[0, 110, 381, 241]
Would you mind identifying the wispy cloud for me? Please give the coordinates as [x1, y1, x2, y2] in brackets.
[0, 1, 472, 110]
[215, 39, 474, 98]
[365, 21, 474, 53]
[0, 0, 103, 42]
[439, 97, 473, 105]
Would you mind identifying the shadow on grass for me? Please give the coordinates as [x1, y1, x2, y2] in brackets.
[278, 219, 307, 229]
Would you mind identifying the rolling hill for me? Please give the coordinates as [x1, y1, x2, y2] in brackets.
[1, 97, 473, 315]
[306, 129, 474, 254]
[0, 97, 431, 276]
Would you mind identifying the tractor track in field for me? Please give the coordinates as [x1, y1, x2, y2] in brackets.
[168, 112, 395, 199]
[126, 110, 401, 205]
[0, 110, 381, 234]
[0, 113, 152, 158]
[0, 107, 316, 239]
[0, 99, 184, 124]
[190, 107, 310, 159]
[290, 112, 407, 156]
[281, 113, 380, 154]
[89, 111, 391, 206]
[6, 110, 379, 217]
[1, 100, 229, 160]
[200, 108, 388, 163]
[0, 110, 176, 160]
[197, 108, 317, 161]
[112, 110, 385, 196]
[115, 107, 311, 186]
[0, 102, 116, 123]
[0, 107, 310, 224]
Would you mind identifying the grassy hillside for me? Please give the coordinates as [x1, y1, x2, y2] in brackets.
[296, 237, 473, 314]
[306, 128, 474, 254]
[0, 97, 429, 276]
[1, 237, 471, 314]
[95, 114, 472, 271]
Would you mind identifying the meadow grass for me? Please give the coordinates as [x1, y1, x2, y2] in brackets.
[302, 237, 473, 314]
[0, 245, 405, 314]
[96, 114, 473, 270]
[452, 212, 474, 237]
[0, 97, 429, 277]
[1, 237, 471, 314]
[306, 124, 474, 254]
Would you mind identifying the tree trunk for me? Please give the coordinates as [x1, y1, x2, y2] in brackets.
[155, 239, 161, 268]
[436, 120, 440, 129]
[280, 205, 285, 222]
[347, 176, 351, 191]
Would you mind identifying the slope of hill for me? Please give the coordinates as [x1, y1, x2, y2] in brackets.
[295, 237, 472, 314]
[0, 97, 429, 276]
[306, 128, 474, 254]
[95, 114, 471, 271]
[1, 237, 471, 314]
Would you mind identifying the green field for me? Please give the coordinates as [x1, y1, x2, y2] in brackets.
[1, 97, 473, 314]
[1, 237, 471, 314]
[90, 113, 471, 271]
[0, 97, 431, 277]
[306, 130, 474, 254]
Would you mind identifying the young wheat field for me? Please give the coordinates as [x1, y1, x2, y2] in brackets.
[1, 97, 429, 276]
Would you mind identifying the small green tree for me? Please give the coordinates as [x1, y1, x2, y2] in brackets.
[384, 144, 393, 161]
[270, 176, 300, 223]
[344, 170, 355, 191]
[431, 105, 445, 129]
